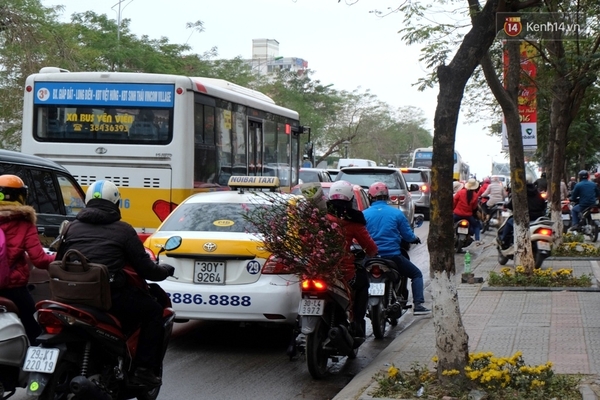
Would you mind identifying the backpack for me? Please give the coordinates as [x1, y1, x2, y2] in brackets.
[0, 227, 11, 289]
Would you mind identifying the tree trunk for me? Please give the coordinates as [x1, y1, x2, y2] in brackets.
[428, 0, 502, 381]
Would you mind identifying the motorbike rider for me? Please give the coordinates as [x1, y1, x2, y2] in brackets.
[326, 180, 378, 344]
[363, 182, 431, 316]
[453, 178, 482, 245]
[55, 180, 175, 387]
[534, 172, 548, 192]
[499, 177, 547, 246]
[0, 175, 55, 344]
[480, 176, 507, 216]
[569, 170, 600, 230]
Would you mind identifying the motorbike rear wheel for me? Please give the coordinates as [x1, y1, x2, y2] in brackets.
[39, 360, 80, 400]
[497, 250, 509, 266]
[306, 319, 330, 379]
[370, 302, 387, 340]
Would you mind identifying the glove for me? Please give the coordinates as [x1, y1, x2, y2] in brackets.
[160, 263, 175, 277]
[412, 237, 422, 245]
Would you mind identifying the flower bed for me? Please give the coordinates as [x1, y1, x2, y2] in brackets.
[488, 266, 592, 287]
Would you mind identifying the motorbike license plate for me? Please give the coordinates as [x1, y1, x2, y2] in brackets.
[561, 213, 571, 220]
[368, 283, 385, 296]
[457, 227, 469, 234]
[22, 347, 59, 373]
[592, 214, 600, 220]
[298, 299, 325, 316]
[502, 211, 511, 217]
[194, 261, 225, 284]
[537, 241, 551, 251]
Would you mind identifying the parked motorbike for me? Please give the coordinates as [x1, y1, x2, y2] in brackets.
[0, 296, 29, 399]
[496, 215, 554, 269]
[23, 236, 182, 400]
[569, 202, 600, 242]
[454, 218, 474, 253]
[297, 245, 366, 379]
[560, 199, 571, 233]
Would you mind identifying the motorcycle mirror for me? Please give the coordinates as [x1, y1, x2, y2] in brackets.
[164, 236, 182, 251]
[414, 214, 424, 228]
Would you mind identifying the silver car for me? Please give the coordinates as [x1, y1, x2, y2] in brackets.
[400, 167, 431, 220]
[335, 166, 417, 228]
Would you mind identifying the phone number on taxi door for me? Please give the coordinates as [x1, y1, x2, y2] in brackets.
[167, 293, 251, 306]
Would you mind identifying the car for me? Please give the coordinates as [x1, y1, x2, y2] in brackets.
[0, 150, 86, 246]
[327, 169, 341, 180]
[292, 182, 370, 211]
[143, 176, 301, 324]
[334, 166, 418, 227]
[400, 167, 431, 220]
[299, 168, 333, 184]
[0, 150, 87, 303]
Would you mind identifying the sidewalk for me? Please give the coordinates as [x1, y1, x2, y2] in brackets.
[334, 237, 600, 400]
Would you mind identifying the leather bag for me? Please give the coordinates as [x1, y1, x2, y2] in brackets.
[48, 249, 112, 310]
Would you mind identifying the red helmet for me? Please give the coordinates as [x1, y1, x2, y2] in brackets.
[483, 177, 491, 184]
[368, 182, 389, 198]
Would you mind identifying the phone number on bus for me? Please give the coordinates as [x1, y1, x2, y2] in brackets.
[167, 293, 252, 306]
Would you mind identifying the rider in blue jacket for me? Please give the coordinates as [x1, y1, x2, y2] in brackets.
[363, 182, 430, 315]
[570, 170, 600, 230]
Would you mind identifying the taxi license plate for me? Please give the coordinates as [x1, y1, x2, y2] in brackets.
[592, 213, 600, 220]
[298, 299, 325, 316]
[22, 347, 59, 373]
[537, 241, 551, 251]
[561, 213, 570, 220]
[368, 283, 385, 296]
[457, 227, 469, 234]
[194, 261, 225, 284]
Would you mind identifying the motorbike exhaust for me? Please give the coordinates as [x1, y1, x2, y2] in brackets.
[328, 326, 354, 356]
[70, 376, 113, 400]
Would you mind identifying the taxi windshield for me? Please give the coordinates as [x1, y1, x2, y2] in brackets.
[159, 203, 263, 233]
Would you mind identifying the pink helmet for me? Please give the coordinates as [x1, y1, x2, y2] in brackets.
[329, 180, 354, 201]
[484, 177, 491, 184]
[368, 181, 389, 198]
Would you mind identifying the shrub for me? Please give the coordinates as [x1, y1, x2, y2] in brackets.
[488, 266, 592, 287]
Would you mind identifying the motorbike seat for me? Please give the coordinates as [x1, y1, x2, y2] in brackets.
[0, 296, 19, 314]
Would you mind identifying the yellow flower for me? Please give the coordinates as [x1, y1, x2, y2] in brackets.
[442, 369, 460, 376]
[388, 365, 399, 378]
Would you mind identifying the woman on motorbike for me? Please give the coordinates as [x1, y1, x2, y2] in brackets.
[453, 178, 482, 244]
[499, 177, 547, 245]
[0, 175, 55, 344]
[326, 180, 378, 344]
[480, 176, 507, 215]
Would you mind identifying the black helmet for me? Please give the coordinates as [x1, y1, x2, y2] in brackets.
[579, 170, 589, 180]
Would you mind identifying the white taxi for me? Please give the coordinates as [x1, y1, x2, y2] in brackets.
[143, 176, 300, 324]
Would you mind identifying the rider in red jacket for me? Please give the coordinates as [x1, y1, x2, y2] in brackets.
[326, 180, 378, 344]
[0, 175, 55, 344]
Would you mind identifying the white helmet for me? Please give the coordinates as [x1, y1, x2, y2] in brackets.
[329, 180, 354, 201]
[85, 180, 121, 205]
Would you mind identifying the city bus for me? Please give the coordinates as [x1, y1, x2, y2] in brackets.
[411, 147, 470, 181]
[21, 67, 306, 239]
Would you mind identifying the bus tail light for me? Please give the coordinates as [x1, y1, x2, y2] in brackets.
[152, 200, 178, 222]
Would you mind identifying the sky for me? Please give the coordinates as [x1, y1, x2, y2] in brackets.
[41, 0, 506, 178]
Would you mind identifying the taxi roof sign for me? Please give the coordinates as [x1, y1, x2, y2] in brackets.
[228, 176, 280, 191]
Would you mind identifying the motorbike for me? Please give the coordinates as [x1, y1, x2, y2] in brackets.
[297, 245, 366, 379]
[479, 196, 505, 233]
[23, 236, 182, 400]
[569, 202, 600, 242]
[560, 199, 571, 233]
[0, 296, 30, 400]
[496, 214, 554, 269]
[454, 218, 474, 253]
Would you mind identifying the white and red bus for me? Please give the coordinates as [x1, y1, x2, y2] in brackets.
[21, 67, 305, 240]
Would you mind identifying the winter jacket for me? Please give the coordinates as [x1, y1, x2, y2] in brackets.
[326, 205, 377, 282]
[453, 188, 479, 218]
[481, 181, 507, 206]
[570, 180, 600, 209]
[55, 199, 171, 290]
[506, 183, 547, 220]
[363, 200, 418, 258]
[0, 203, 54, 289]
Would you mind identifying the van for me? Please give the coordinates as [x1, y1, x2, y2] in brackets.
[337, 158, 377, 169]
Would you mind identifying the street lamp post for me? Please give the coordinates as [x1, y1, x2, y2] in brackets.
[342, 140, 350, 158]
